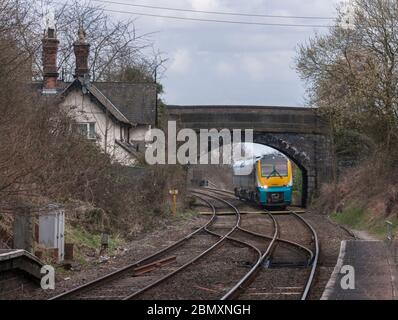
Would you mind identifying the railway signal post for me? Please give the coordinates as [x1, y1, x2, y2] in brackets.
[169, 189, 179, 216]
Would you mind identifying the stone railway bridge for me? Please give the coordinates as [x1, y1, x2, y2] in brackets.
[167, 105, 333, 207]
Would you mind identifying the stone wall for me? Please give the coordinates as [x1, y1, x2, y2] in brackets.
[168, 105, 333, 206]
[254, 132, 333, 206]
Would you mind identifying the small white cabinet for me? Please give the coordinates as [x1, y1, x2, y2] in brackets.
[39, 205, 65, 262]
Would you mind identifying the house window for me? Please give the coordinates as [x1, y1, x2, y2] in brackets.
[75, 122, 96, 140]
[123, 127, 129, 142]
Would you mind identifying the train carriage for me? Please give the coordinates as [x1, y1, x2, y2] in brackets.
[233, 153, 293, 208]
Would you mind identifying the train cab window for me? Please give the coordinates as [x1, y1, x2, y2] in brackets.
[261, 155, 288, 177]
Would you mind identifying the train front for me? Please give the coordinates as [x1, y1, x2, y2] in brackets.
[256, 154, 293, 208]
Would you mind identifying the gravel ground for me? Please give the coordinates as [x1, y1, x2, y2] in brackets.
[274, 214, 314, 247]
[135, 241, 256, 300]
[73, 233, 221, 300]
[236, 210, 353, 300]
[192, 190, 354, 300]
[16, 206, 212, 300]
[238, 268, 309, 300]
[10, 190, 353, 300]
[304, 212, 354, 300]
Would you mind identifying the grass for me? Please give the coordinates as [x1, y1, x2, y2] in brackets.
[162, 208, 198, 223]
[175, 208, 198, 220]
[292, 163, 303, 206]
[331, 205, 366, 229]
[292, 163, 303, 194]
[331, 204, 398, 240]
[368, 217, 398, 238]
[160, 198, 199, 221]
[65, 224, 124, 265]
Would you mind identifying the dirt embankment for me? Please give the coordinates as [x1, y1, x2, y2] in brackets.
[0, 164, 189, 269]
[314, 158, 398, 239]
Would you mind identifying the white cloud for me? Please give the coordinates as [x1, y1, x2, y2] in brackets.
[169, 49, 192, 75]
[190, 0, 219, 11]
[215, 60, 235, 78]
[241, 55, 267, 81]
[113, 0, 342, 105]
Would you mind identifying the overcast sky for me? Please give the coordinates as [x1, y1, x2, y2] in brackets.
[85, 0, 343, 106]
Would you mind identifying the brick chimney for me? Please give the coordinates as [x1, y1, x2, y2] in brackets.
[74, 28, 90, 78]
[42, 27, 59, 94]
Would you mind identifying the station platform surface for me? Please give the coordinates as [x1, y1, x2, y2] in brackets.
[0, 249, 44, 299]
[322, 240, 398, 300]
[0, 249, 43, 278]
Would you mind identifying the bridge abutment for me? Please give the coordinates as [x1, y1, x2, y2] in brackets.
[167, 105, 333, 207]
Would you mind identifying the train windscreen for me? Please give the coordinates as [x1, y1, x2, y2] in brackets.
[261, 154, 288, 178]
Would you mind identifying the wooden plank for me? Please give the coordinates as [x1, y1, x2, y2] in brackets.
[133, 256, 176, 276]
[269, 211, 306, 215]
[194, 285, 220, 294]
[199, 210, 306, 216]
[275, 287, 304, 290]
[245, 292, 302, 296]
[199, 211, 264, 216]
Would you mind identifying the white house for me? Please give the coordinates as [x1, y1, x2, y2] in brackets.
[36, 27, 156, 165]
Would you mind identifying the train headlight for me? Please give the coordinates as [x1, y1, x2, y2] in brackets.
[263, 186, 268, 190]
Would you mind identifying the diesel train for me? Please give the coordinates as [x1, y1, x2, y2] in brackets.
[233, 153, 293, 208]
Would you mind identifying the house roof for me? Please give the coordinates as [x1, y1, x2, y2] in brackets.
[31, 79, 156, 126]
[94, 82, 156, 126]
[58, 78, 131, 125]
[115, 139, 139, 157]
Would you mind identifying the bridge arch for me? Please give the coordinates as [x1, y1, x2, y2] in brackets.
[167, 105, 333, 206]
[253, 133, 311, 207]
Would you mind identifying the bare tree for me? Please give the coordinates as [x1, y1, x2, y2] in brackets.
[12, 0, 163, 82]
[0, 0, 182, 246]
[0, 1, 111, 210]
[296, 0, 398, 151]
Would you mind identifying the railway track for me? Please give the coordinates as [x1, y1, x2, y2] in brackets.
[51, 187, 319, 300]
[125, 191, 277, 300]
[51, 193, 269, 300]
[189, 190, 279, 300]
[199, 187, 319, 300]
[50, 195, 220, 300]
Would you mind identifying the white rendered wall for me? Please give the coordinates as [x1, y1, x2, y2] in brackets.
[61, 89, 134, 165]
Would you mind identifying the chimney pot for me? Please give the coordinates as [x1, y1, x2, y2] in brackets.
[42, 28, 59, 94]
[74, 28, 90, 78]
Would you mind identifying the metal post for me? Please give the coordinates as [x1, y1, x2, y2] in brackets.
[154, 66, 158, 128]
[169, 189, 179, 216]
[100, 232, 109, 256]
[386, 221, 393, 243]
[13, 207, 33, 253]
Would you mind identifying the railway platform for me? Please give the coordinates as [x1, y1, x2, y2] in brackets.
[0, 249, 44, 299]
[321, 240, 398, 300]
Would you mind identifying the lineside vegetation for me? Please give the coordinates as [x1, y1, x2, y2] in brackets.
[297, 0, 398, 236]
